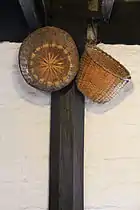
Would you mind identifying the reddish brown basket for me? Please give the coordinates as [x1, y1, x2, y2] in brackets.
[19, 26, 79, 92]
[76, 45, 131, 103]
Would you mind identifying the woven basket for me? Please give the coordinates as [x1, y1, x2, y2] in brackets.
[19, 26, 79, 92]
[76, 45, 131, 103]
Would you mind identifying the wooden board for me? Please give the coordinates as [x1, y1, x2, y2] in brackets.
[99, 0, 140, 44]
[50, 83, 85, 210]
[48, 1, 87, 209]
[0, 1, 30, 41]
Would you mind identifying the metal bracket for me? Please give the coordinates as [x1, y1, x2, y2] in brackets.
[18, 0, 42, 30]
[101, 0, 115, 22]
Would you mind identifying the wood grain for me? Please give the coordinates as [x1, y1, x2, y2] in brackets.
[49, 82, 85, 210]
[48, 0, 90, 210]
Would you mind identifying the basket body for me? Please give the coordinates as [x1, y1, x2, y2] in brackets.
[76, 46, 131, 103]
[19, 26, 79, 92]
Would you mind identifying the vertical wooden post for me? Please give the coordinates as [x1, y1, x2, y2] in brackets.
[48, 1, 88, 209]
[49, 82, 85, 210]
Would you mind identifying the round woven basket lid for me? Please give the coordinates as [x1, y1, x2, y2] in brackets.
[18, 26, 79, 92]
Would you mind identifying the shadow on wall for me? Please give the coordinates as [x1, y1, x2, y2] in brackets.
[85, 80, 134, 114]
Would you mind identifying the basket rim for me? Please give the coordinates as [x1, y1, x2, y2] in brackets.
[84, 46, 131, 81]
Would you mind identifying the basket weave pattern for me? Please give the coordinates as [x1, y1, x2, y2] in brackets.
[76, 46, 131, 103]
[19, 26, 79, 92]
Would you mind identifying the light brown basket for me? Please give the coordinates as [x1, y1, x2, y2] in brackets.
[76, 45, 131, 103]
[19, 26, 79, 92]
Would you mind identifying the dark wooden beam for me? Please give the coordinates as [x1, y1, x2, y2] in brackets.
[49, 82, 85, 210]
[0, 1, 30, 42]
[48, 0, 89, 210]
[99, 0, 140, 44]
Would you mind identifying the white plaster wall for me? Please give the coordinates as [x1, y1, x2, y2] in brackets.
[0, 42, 140, 210]
[0, 43, 50, 210]
[85, 44, 140, 210]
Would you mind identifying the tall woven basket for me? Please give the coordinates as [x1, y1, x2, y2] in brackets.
[76, 45, 131, 103]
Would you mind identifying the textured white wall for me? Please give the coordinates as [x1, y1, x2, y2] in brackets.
[85, 44, 140, 210]
[0, 42, 140, 210]
[0, 43, 50, 210]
